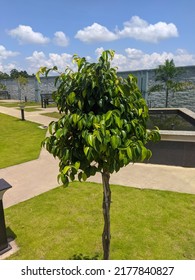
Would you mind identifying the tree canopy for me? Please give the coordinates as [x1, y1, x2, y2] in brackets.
[36, 50, 160, 259]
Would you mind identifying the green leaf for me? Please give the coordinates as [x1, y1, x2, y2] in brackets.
[72, 114, 79, 125]
[105, 111, 112, 121]
[84, 146, 90, 156]
[93, 130, 102, 143]
[121, 130, 126, 139]
[126, 146, 132, 159]
[63, 165, 71, 175]
[78, 172, 82, 182]
[114, 115, 122, 128]
[67, 92, 76, 105]
[147, 149, 152, 159]
[87, 134, 93, 146]
[138, 108, 143, 116]
[78, 100, 83, 110]
[82, 172, 87, 181]
[110, 135, 121, 149]
[77, 119, 83, 130]
[140, 147, 148, 161]
[119, 150, 125, 161]
[56, 128, 63, 139]
[35, 67, 47, 83]
[63, 149, 70, 161]
[74, 161, 80, 170]
[48, 121, 55, 135]
[61, 174, 69, 187]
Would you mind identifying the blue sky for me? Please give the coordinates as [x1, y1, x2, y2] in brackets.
[1, 0, 195, 74]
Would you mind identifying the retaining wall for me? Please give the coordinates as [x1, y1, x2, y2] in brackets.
[1, 65, 195, 111]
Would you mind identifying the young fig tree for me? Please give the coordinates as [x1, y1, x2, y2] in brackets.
[36, 50, 160, 260]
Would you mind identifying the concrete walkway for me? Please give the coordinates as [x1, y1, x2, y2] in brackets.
[1, 101, 195, 209]
[0, 103, 60, 208]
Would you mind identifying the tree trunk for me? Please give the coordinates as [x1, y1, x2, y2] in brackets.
[102, 171, 111, 260]
[165, 87, 169, 107]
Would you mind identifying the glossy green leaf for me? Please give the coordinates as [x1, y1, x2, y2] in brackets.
[67, 92, 76, 105]
[87, 134, 93, 147]
[74, 161, 80, 170]
[56, 128, 63, 139]
[84, 146, 90, 156]
[105, 111, 112, 121]
[82, 172, 87, 181]
[61, 174, 69, 187]
[110, 135, 121, 149]
[126, 146, 132, 159]
[63, 165, 71, 175]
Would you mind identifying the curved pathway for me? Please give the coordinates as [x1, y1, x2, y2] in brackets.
[0, 102, 195, 209]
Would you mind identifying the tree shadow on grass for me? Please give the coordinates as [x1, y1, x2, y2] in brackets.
[69, 253, 100, 260]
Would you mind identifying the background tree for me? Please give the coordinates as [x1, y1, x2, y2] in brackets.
[17, 75, 28, 101]
[36, 50, 160, 260]
[0, 71, 9, 80]
[149, 59, 192, 108]
[0, 82, 7, 90]
[10, 69, 32, 79]
[10, 69, 20, 79]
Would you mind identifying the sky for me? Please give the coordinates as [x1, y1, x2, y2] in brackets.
[1, 0, 195, 74]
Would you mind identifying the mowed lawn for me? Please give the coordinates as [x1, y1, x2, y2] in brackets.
[0, 113, 46, 168]
[5, 181, 195, 260]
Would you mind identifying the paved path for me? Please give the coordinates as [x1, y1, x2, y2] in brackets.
[0, 103, 60, 208]
[1, 101, 195, 209]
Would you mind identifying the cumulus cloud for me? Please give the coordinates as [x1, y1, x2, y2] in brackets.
[26, 51, 76, 73]
[0, 45, 19, 60]
[118, 16, 178, 43]
[16, 47, 195, 75]
[53, 31, 69, 47]
[0, 62, 19, 73]
[0, 45, 19, 73]
[8, 25, 50, 44]
[95, 47, 195, 71]
[75, 16, 178, 43]
[75, 23, 118, 43]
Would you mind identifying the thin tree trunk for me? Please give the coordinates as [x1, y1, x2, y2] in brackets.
[165, 87, 169, 107]
[102, 171, 111, 260]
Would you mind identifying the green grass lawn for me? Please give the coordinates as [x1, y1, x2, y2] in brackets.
[19, 107, 42, 112]
[0, 101, 40, 107]
[0, 113, 46, 168]
[5, 181, 195, 260]
[41, 111, 63, 119]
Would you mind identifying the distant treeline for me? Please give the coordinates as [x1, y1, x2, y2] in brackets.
[0, 69, 34, 79]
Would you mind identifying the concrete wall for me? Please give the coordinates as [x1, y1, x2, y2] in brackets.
[1, 65, 195, 112]
[147, 140, 195, 167]
[118, 66, 195, 112]
[0, 76, 56, 102]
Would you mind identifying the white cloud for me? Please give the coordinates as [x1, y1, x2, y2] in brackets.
[125, 48, 144, 59]
[26, 51, 76, 73]
[8, 25, 50, 44]
[118, 16, 178, 43]
[95, 48, 195, 71]
[8, 47, 194, 75]
[95, 47, 105, 57]
[75, 23, 118, 43]
[53, 31, 69, 47]
[0, 45, 19, 60]
[0, 62, 18, 73]
[75, 16, 178, 43]
[0, 45, 19, 73]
